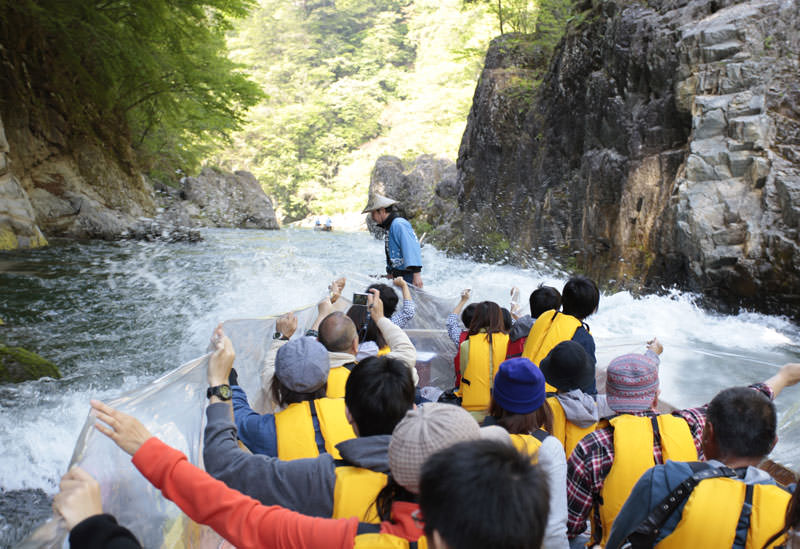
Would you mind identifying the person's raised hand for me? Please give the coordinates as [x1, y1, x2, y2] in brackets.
[329, 277, 346, 303]
[276, 312, 297, 339]
[368, 288, 385, 320]
[460, 288, 471, 302]
[646, 337, 664, 355]
[53, 466, 103, 530]
[393, 277, 407, 289]
[91, 400, 152, 456]
[208, 324, 235, 386]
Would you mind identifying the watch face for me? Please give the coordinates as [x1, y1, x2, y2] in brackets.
[218, 385, 232, 399]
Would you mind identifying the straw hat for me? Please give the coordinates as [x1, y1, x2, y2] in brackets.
[361, 194, 398, 214]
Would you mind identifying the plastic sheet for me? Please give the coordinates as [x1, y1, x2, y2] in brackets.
[18, 280, 461, 548]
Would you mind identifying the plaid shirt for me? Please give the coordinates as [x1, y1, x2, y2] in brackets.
[390, 299, 415, 329]
[565, 383, 774, 540]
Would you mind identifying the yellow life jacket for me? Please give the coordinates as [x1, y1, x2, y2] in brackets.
[656, 472, 790, 549]
[378, 345, 391, 356]
[521, 310, 583, 393]
[459, 332, 510, 411]
[326, 364, 354, 399]
[332, 464, 389, 523]
[596, 414, 698, 546]
[509, 429, 549, 464]
[274, 398, 356, 461]
[546, 395, 608, 458]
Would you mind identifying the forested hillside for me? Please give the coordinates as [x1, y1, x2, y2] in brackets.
[213, 0, 498, 220]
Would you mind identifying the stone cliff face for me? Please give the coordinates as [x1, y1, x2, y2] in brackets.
[0, 114, 47, 250]
[450, 0, 800, 317]
[0, 105, 279, 248]
[0, 106, 157, 244]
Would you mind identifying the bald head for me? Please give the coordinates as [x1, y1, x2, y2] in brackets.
[318, 311, 358, 353]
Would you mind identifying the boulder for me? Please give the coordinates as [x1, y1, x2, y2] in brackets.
[178, 168, 279, 230]
[0, 344, 61, 383]
[449, 0, 800, 318]
[366, 155, 457, 238]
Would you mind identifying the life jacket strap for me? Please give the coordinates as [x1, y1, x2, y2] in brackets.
[626, 462, 740, 548]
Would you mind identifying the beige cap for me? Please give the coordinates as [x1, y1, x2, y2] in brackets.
[361, 193, 398, 214]
[388, 403, 509, 494]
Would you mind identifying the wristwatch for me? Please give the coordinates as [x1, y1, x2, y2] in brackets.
[273, 332, 289, 340]
[207, 384, 232, 401]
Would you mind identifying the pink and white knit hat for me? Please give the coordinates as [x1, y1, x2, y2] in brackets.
[605, 353, 660, 413]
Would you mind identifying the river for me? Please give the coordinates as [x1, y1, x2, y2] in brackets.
[1, 228, 798, 545]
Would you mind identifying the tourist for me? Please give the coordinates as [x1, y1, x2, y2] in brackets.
[566, 352, 800, 546]
[484, 357, 569, 548]
[523, 276, 599, 393]
[231, 336, 356, 459]
[539, 340, 616, 457]
[459, 301, 509, 416]
[606, 374, 800, 548]
[362, 194, 423, 288]
[446, 288, 476, 386]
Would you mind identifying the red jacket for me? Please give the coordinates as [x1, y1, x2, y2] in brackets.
[132, 437, 423, 549]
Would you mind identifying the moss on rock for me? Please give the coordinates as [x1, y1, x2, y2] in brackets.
[0, 344, 62, 383]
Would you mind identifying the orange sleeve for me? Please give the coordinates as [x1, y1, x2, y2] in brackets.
[132, 437, 358, 549]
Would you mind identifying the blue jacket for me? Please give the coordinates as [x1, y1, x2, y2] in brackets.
[606, 460, 782, 549]
[384, 216, 422, 274]
[232, 385, 325, 457]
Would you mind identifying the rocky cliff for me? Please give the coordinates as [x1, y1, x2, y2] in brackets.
[0, 106, 279, 248]
[447, 0, 800, 317]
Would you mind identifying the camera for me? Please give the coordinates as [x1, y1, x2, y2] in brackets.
[352, 293, 369, 306]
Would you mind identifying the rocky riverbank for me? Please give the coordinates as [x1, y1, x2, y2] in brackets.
[0, 108, 279, 250]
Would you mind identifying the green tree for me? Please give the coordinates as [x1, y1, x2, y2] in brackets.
[0, 0, 263, 179]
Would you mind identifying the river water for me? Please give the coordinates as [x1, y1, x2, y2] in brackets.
[1, 228, 798, 543]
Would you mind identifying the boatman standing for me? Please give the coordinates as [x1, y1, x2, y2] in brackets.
[362, 194, 423, 288]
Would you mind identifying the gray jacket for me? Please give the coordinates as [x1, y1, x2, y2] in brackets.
[203, 402, 390, 517]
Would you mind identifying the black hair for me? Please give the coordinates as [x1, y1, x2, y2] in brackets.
[318, 311, 357, 353]
[501, 307, 513, 332]
[707, 387, 776, 459]
[468, 301, 506, 340]
[529, 285, 561, 319]
[374, 476, 417, 522]
[346, 305, 386, 348]
[561, 276, 599, 320]
[344, 356, 415, 437]
[461, 303, 477, 328]
[367, 283, 400, 319]
[269, 375, 327, 408]
[419, 439, 549, 549]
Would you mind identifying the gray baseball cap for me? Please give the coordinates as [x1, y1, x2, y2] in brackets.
[274, 336, 330, 393]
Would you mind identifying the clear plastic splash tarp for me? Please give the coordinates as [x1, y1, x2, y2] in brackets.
[17, 277, 464, 548]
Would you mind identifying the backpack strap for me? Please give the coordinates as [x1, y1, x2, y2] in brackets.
[532, 429, 550, 443]
[627, 462, 740, 548]
[356, 522, 382, 535]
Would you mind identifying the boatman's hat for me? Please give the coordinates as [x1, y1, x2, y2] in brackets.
[361, 193, 398, 214]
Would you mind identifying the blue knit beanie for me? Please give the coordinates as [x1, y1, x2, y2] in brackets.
[492, 358, 546, 414]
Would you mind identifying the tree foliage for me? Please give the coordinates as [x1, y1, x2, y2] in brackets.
[0, 0, 264, 179]
[215, 0, 495, 221]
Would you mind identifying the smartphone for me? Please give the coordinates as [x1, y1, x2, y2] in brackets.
[352, 292, 369, 306]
